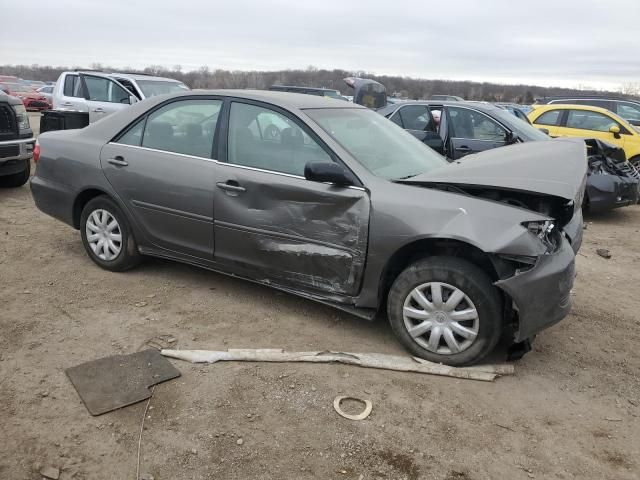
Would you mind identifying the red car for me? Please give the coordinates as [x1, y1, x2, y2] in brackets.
[0, 83, 51, 111]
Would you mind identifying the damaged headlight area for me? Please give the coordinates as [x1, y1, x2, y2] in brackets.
[522, 220, 560, 253]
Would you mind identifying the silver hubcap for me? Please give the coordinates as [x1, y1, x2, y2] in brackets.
[402, 282, 479, 355]
[86, 209, 122, 261]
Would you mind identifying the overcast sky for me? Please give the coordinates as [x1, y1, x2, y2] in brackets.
[2, 0, 639, 90]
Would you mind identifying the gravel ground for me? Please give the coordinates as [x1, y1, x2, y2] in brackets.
[1, 123, 639, 478]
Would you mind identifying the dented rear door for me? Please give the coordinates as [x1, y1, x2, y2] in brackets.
[213, 164, 370, 296]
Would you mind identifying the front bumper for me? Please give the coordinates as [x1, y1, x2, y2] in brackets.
[586, 173, 639, 212]
[495, 235, 576, 342]
[0, 137, 35, 175]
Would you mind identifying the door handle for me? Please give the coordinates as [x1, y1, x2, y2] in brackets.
[107, 156, 128, 167]
[62, 102, 73, 106]
[216, 181, 246, 193]
[93, 108, 105, 113]
[456, 145, 471, 151]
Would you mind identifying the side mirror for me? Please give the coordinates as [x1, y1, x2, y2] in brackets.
[505, 131, 520, 144]
[128, 95, 138, 105]
[538, 127, 550, 135]
[609, 125, 620, 135]
[304, 161, 353, 186]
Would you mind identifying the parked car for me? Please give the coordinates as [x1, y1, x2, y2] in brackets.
[37, 85, 54, 104]
[377, 101, 550, 159]
[431, 95, 465, 101]
[0, 92, 35, 187]
[528, 104, 640, 168]
[32, 90, 587, 366]
[52, 71, 189, 122]
[535, 96, 640, 127]
[494, 103, 533, 123]
[379, 100, 638, 212]
[0, 83, 50, 111]
[269, 85, 347, 100]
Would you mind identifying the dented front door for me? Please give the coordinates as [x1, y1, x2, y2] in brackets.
[213, 164, 370, 296]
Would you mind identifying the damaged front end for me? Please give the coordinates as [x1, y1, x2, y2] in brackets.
[398, 139, 588, 344]
[584, 139, 640, 212]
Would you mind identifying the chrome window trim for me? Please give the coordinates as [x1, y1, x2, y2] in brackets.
[106, 142, 365, 191]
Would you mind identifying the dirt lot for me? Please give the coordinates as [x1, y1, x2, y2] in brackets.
[1, 126, 639, 478]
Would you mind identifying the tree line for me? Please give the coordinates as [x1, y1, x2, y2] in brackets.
[1, 64, 633, 103]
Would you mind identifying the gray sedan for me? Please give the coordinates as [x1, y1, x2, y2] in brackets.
[31, 90, 587, 366]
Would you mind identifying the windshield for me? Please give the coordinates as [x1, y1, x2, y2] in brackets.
[306, 108, 448, 180]
[136, 80, 189, 97]
[491, 108, 550, 141]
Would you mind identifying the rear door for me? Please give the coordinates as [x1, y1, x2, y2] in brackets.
[79, 73, 134, 122]
[100, 97, 222, 258]
[445, 106, 509, 159]
[388, 105, 443, 153]
[212, 100, 370, 296]
[529, 108, 563, 137]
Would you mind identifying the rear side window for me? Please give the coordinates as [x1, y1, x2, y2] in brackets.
[533, 110, 562, 126]
[141, 99, 222, 158]
[397, 105, 435, 132]
[63, 75, 83, 98]
[227, 102, 331, 176]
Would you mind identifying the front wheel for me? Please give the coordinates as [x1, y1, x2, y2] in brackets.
[80, 196, 141, 271]
[387, 256, 503, 366]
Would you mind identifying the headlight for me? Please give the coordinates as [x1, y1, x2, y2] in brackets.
[522, 220, 558, 252]
[12, 104, 30, 131]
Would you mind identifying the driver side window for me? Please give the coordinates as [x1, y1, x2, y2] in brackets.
[83, 75, 131, 104]
[227, 102, 332, 176]
[448, 107, 507, 141]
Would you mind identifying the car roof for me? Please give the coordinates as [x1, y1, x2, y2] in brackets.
[531, 103, 632, 125]
[172, 89, 364, 109]
[382, 100, 503, 113]
[64, 71, 183, 83]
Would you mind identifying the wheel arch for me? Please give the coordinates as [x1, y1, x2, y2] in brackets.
[377, 237, 500, 309]
[72, 188, 111, 229]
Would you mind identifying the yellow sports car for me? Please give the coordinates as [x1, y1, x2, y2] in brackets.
[528, 104, 640, 167]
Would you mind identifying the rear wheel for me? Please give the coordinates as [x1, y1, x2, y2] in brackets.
[0, 159, 30, 188]
[80, 196, 141, 271]
[387, 256, 503, 366]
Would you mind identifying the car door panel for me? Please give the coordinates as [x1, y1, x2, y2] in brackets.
[444, 106, 508, 160]
[79, 73, 133, 122]
[100, 143, 215, 258]
[213, 165, 369, 295]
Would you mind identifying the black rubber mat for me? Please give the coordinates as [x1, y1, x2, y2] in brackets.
[66, 349, 180, 416]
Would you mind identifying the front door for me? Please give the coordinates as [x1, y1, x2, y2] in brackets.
[213, 100, 370, 295]
[100, 97, 223, 258]
[446, 106, 509, 159]
[79, 73, 135, 123]
[557, 109, 626, 149]
[389, 105, 444, 154]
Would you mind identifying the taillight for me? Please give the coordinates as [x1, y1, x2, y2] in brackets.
[33, 141, 40, 163]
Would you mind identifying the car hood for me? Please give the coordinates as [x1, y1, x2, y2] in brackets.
[402, 138, 587, 201]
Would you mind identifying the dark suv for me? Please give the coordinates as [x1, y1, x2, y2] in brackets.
[0, 93, 34, 187]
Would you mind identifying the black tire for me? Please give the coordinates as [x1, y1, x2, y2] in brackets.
[0, 159, 30, 188]
[387, 256, 503, 366]
[80, 195, 141, 272]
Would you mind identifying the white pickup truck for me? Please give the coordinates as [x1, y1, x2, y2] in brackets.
[51, 71, 189, 124]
